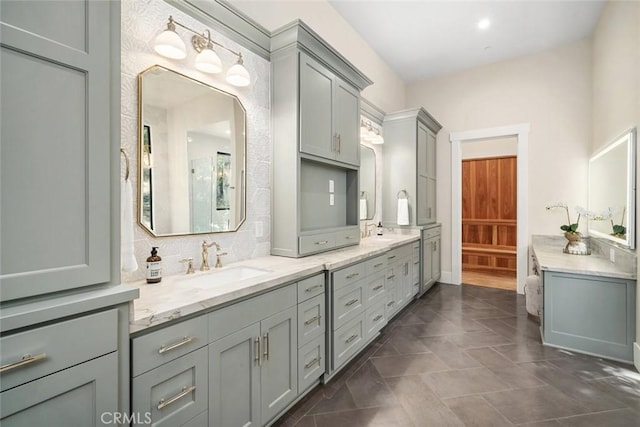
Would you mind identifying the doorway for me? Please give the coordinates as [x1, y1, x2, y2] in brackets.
[461, 137, 517, 290]
[450, 123, 530, 294]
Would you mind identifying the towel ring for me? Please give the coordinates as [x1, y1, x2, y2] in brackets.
[120, 148, 130, 181]
[397, 189, 409, 199]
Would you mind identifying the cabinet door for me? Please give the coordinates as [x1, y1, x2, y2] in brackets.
[0, 0, 115, 301]
[0, 352, 117, 427]
[260, 306, 297, 424]
[209, 323, 260, 427]
[432, 237, 441, 282]
[299, 52, 334, 161]
[423, 239, 434, 291]
[403, 258, 413, 301]
[417, 123, 429, 176]
[334, 78, 360, 166]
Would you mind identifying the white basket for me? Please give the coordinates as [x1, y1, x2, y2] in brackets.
[524, 275, 542, 318]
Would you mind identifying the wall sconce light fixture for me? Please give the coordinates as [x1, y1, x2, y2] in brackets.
[154, 16, 251, 87]
[360, 119, 384, 145]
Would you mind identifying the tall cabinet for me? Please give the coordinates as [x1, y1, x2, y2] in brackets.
[270, 21, 372, 257]
[382, 108, 443, 295]
[0, 1, 137, 423]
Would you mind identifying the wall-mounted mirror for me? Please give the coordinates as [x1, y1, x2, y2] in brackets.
[360, 145, 376, 220]
[138, 65, 246, 236]
[588, 128, 636, 248]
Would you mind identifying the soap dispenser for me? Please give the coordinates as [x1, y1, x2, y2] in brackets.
[376, 222, 383, 236]
[146, 247, 162, 283]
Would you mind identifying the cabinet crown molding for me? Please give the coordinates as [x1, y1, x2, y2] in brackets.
[384, 107, 443, 133]
[271, 20, 373, 92]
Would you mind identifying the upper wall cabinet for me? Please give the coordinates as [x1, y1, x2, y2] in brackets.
[0, 0, 118, 301]
[382, 108, 442, 227]
[270, 21, 372, 257]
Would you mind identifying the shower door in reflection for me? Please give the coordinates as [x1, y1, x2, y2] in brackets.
[190, 157, 214, 233]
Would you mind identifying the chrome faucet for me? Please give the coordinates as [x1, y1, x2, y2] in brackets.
[179, 258, 195, 274]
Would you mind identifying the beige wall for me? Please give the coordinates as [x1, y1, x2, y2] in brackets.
[591, 0, 640, 366]
[230, 0, 406, 113]
[461, 137, 518, 160]
[407, 40, 593, 280]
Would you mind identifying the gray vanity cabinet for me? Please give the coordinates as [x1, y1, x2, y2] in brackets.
[208, 285, 297, 427]
[382, 108, 442, 228]
[0, 0, 118, 302]
[422, 225, 442, 294]
[299, 53, 360, 166]
[270, 21, 372, 258]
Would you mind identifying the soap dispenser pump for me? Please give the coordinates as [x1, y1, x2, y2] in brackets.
[376, 222, 383, 236]
[146, 247, 162, 283]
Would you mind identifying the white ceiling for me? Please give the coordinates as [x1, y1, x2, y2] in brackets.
[329, 0, 606, 82]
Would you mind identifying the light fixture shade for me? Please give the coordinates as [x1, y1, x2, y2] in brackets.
[154, 29, 187, 59]
[226, 60, 250, 87]
[195, 48, 222, 74]
[371, 135, 384, 145]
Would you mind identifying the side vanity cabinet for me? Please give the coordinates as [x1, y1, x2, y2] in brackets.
[270, 21, 373, 258]
[382, 108, 442, 227]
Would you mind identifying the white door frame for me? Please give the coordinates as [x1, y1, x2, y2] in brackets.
[450, 123, 530, 294]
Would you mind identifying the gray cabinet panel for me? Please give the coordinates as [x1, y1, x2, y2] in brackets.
[132, 347, 208, 427]
[364, 273, 386, 307]
[300, 53, 334, 160]
[296, 274, 325, 302]
[333, 313, 365, 369]
[543, 271, 636, 362]
[260, 307, 297, 424]
[0, 352, 117, 427]
[365, 301, 386, 341]
[0, 0, 113, 301]
[297, 336, 324, 393]
[333, 279, 365, 330]
[334, 79, 360, 166]
[209, 323, 260, 427]
[298, 294, 325, 346]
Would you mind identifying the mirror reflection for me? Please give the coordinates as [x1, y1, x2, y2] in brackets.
[138, 66, 246, 236]
[360, 145, 376, 220]
[588, 128, 636, 248]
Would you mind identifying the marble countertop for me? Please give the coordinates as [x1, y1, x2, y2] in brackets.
[531, 235, 636, 280]
[129, 232, 419, 334]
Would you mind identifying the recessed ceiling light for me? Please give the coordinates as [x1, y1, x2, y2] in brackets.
[478, 18, 491, 30]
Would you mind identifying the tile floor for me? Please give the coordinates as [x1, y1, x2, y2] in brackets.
[273, 283, 640, 427]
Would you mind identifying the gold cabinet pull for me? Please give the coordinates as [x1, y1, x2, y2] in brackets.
[263, 333, 270, 361]
[374, 263, 384, 268]
[346, 273, 359, 279]
[387, 275, 395, 280]
[387, 300, 395, 307]
[345, 334, 358, 344]
[373, 285, 384, 291]
[255, 337, 261, 366]
[158, 336, 193, 354]
[0, 353, 47, 374]
[315, 240, 329, 245]
[373, 315, 383, 322]
[305, 315, 322, 326]
[345, 298, 359, 307]
[304, 357, 322, 369]
[388, 255, 397, 260]
[157, 385, 196, 410]
[305, 284, 324, 293]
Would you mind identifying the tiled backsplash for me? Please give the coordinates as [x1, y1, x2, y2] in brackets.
[120, 0, 271, 282]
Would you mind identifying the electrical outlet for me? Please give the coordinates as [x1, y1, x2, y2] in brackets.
[255, 221, 263, 238]
[609, 248, 615, 263]
[329, 194, 335, 206]
[329, 180, 334, 193]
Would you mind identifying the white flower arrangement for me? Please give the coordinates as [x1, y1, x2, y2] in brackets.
[545, 203, 597, 233]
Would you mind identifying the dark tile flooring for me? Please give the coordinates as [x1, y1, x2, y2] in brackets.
[273, 283, 640, 427]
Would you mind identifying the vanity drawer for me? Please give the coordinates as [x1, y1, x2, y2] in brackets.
[423, 226, 441, 240]
[365, 301, 387, 340]
[365, 255, 387, 276]
[385, 292, 399, 320]
[333, 262, 366, 290]
[333, 313, 365, 369]
[365, 273, 386, 306]
[298, 294, 325, 346]
[297, 274, 325, 302]
[335, 228, 360, 247]
[0, 309, 117, 392]
[132, 347, 208, 427]
[412, 243, 420, 264]
[385, 264, 400, 292]
[298, 335, 325, 393]
[132, 315, 208, 377]
[333, 279, 365, 330]
[299, 233, 335, 255]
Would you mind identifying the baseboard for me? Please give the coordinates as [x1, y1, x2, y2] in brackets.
[634, 342, 640, 371]
[439, 271, 456, 285]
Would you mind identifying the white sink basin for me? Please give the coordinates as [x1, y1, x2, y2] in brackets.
[176, 266, 271, 288]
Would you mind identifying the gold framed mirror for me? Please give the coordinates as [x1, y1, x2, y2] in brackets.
[138, 65, 246, 236]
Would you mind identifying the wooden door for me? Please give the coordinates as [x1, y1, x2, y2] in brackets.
[462, 156, 517, 274]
